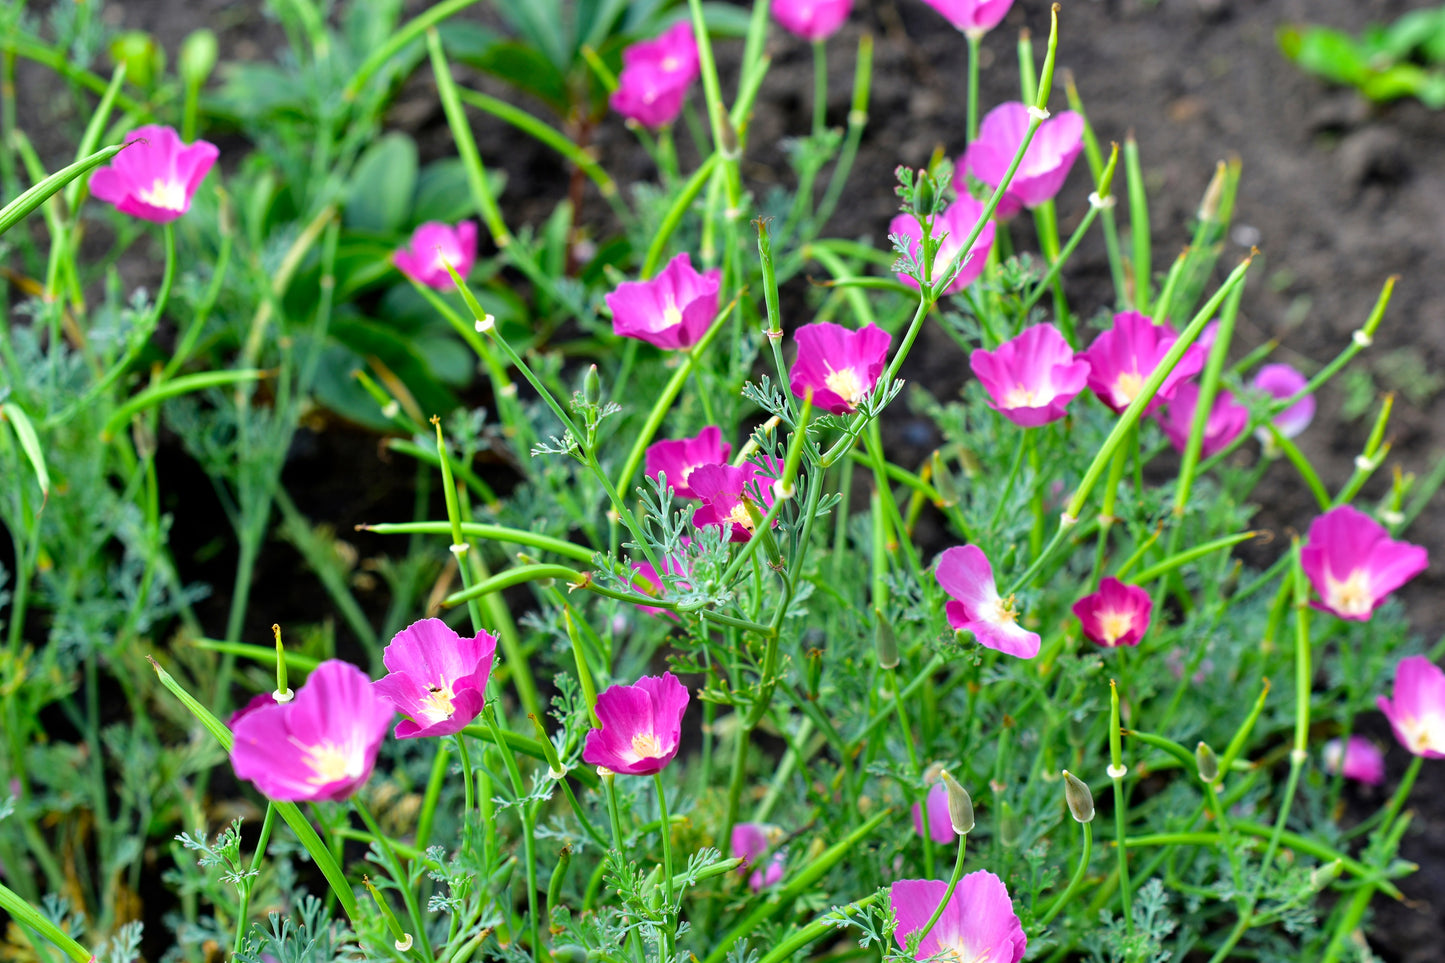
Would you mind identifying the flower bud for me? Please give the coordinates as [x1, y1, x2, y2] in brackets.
[1061, 770, 1095, 823]
[583, 364, 602, 407]
[940, 771, 974, 835]
[874, 608, 899, 669]
[998, 799, 1021, 847]
[1195, 741, 1220, 784]
[180, 29, 219, 88]
[110, 31, 166, 90]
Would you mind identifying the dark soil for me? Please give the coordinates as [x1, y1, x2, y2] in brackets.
[15, 0, 1445, 959]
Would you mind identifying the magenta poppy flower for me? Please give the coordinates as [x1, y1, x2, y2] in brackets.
[1322, 736, 1386, 786]
[1081, 311, 1206, 415]
[956, 102, 1083, 220]
[1072, 577, 1152, 648]
[1251, 363, 1315, 440]
[691, 458, 783, 542]
[890, 196, 996, 296]
[935, 545, 1040, 659]
[1154, 383, 1250, 458]
[645, 426, 732, 499]
[372, 618, 497, 739]
[228, 691, 281, 729]
[1300, 505, 1428, 622]
[631, 542, 692, 619]
[911, 781, 956, 845]
[731, 822, 786, 891]
[582, 672, 690, 775]
[393, 221, 478, 290]
[1378, 656, 1445, 758]
[230, 660, 394, 802]
[772, 0, 852, 40]
[89, 124, 218, 223]
[916, 0, 1014, 35]
[890, 873, 1026, 963]
[969, 323, 1089, 427]
[789, 322, 891, 414]
[611, 22, 700, 128]
[606, 252, 721, 350]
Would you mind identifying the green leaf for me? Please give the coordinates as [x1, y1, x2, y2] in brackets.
[445, 27, 570, 113]
[1, 403, 49, 501]
[1278, 25, 1370, 86]
[1361, 63, 1429, 102]
[344, 132, 418, 233]
[412, 158, 507, 224]
[327, 316, 463, 417]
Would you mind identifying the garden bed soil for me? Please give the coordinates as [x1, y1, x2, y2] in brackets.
[21, 0, 1445, 959]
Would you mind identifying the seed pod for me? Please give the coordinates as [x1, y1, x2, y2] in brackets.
[1062, 770, 1095, 824]
[1195, 741, 1220, 784]
[940, 771, 974, 835]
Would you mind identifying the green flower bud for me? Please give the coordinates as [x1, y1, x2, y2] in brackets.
[180, 29, 219, 89]
[1062, 770, 1095, 823]
[940, 771, 974, 835]
[583, 364, 601, 407]
[1195, 741, 1220, 784]
[110, 31, 166, 90]
[874, 607, 898, 669]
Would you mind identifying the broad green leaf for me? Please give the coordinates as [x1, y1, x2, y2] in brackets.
[1278, 26, 1370, 86]
[1362, 63, 1430, 102]
[345, 132, 418, 233]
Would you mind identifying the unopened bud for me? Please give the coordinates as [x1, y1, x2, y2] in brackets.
[1195, 742, 1220, 784]
[1198, 160, 1227, 223]
[940, 771, 974, 835]
[1309, 859, 1343, 891]
[179, 29, 219, 88]
[1062, 770, 1095, 823]
[874, 608, 899, 669]
[582, 364, 601, 407]
[998, 800, 1021, 847]
[111, 31, 165, 90]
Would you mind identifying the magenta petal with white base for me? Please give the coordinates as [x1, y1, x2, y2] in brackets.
[607, 252, 721, 350]
[1300, 505, 1428, 622]
[935, 545, 1040, 659]
[1252, 363, 1316, 440]
[789, 322, 891, 414]
[1377, 656, 1445, 759]
[969, 323, 1090, 427]
[1081, 311, 1206, 415]
[393, 221, 478, 290]
[890, 197, 996, 296]
[691, 458, 783, 543]
[90, 124, 218, 223]
[890, 873, 1026, 963]
[956, 102, 1082, 219]
[1072, 577, 1152, 649]
[372, 618, 496, 739]
[231, 660, 394, 802]
[1155, 383, 1250, 458]
[582, 672, 690, 775]
[1322, 736, 1386, 785]
[611, 23, 700, 128]
[911, 781, 957, 844]
[645, 426, 732, 499]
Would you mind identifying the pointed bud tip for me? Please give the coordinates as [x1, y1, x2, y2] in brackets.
[1061, 770, 1095, 823]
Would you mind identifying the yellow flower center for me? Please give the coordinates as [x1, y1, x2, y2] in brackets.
[420, 682, 457, 723]
[137, 177, 186, 211]
[824, 366, 866, 408]
[662, 295, 683, 330]
[935, 938, 990, 963]
[986, 595, 1019, 626]
[631, 732, 663, 758]
[1325, 569, 1374, 618]
[1098, 609, 1134, 645]
[1114, 370, 1145, 404]
[725, 499, 757, 531]
[1003, 383, 1040, 408]
[299, 739, 362, 787]
[1400, 714, 1445, 755]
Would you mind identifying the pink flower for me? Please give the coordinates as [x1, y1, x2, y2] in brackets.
[789, 322, 891, 414]
[372, 618, 497, 739]
[393, 221, 478, 290]
[89, 124, 218, 223]
[611, 22, 700, 128]
[691, 458, 783, 542]
[890, 872, 1026, 963]
[957, 102, 1082, 219]
[645, 426, 731, 499]
[911, 781, 956, 845]
[890, 196, 996, 295]
[731, 823, 786, 891]
[606, 252, 721, 350]
[230, 660, 393, 802]
[228, 691, 280, 729]
[1322, 736, 1386, 786]
[1300, 505, 1428, 622]
[969, 323, 1089, 427]
[1081, 311, 1206, 415]
[582, 672, 690, 775]
[1154, 383, 1250, 458]
[916, 0, 1014, 35]
[631, 542, 692, 619]
[1072, 577, 1152, 648]
[1251, 363, 1315, 440]
[1377, 656, 1445, 758]
[935, 545, 1040, 659]
[772, 0, 852, 40]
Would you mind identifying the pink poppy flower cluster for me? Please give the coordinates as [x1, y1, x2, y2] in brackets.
[611, 22, 701, 129]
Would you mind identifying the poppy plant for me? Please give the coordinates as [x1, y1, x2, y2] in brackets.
[890, 196, 996, 296]
[1155, 383, 1250, 458]
[582, 672, 690, 775]
[645, 426, 732, 499]
[611, 22, 700, 128]
[372, 618, 497, 739]
[956, 102, 1083, 219]
[1322, 736, 1386, 786]
[1377, 656, 1445, 758]
[607, 252, 721, 350]
[788, 322, 892, 414]
[1081, 311, 1205, 415]
[1072, 577, 1152, 648]
[1251, 363, 1316, 441]
[890, 872, 1026, 963]
[691, 458, 783, 542]
[916, 0, 1014, 36]
[393, 221, 478, 290]
[230, 660, 394, 802]
[969, 323, 1090, 427]
[89, 124, 218, 223]
[935, 545, 1040, 659]
[1300, 505, 1428, 622]
[731, 822, 786, 891]
[772, 0, 852, 40]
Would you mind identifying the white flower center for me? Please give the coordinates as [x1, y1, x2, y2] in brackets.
[137, 177, 186, 211]
[1003, 382, 1042, 408]
[661, 295, 683, 329]
[298, 739, 363, 786]
[985, 595, 1019, 627]
[1325, 568, 1375, 618]
[1098, 609, 1134, 645]
[1400, 713, 1445, 755]
[420, 682, 457, 723]
[631, 731, 663, 758]
[824, 366, 866, 407]
[1114, 370, 1145, 405]
[725, 500, 757, 531]
[935, 937, 990, 963]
